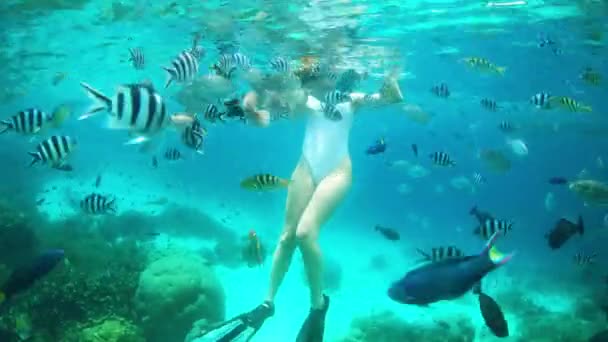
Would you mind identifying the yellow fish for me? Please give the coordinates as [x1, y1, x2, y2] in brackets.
[580, 68, 602, 86]
[51, 104, 72, 128]
[549, 96, 592, 113]
[461, 57, 506, 75]
[240, 174, 290, 191]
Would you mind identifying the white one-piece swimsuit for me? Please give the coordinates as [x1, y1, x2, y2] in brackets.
[301, 96, 354, 183]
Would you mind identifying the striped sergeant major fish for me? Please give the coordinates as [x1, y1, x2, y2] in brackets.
[212, 53, 252, 79]
[203, 103, 226, 123]
[321, 103, 343, 121]
[182, 119, 206, 154]
[163, 49, 200, 88]
[573, 252, 596, 266]
[498, 121, 515, 133]
[164, 147, 182, 161]
[548, 96, 593, 113]
[335, 68, 367, 93]
[480, 98, 499, 112]
[240, 173, 290, 191]
[530, 92, 551, 109]
[79, 82, 170, 145]
[474, 218, 513, 239]
[28, 135, 77, 168]
[80, 193, 116, 215]
[430, 83, 450, 98]
[0, 108, 53, 135]
[269, 56, 290, 73]
[128, 47, 145, 70]
[473, 172, 486, 185]
[416, 246, 464, 263]
[324, 90, 351, 105]
[429, 151, 455, 166]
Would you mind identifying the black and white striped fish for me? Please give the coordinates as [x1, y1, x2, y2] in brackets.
[164, 147, 182, 161]
[203, 103, 225, 123]
[336, 69, 366, 92]
[28, 135, 77, 167]
[324, 90, 351, 105]
[430, 83, 450, 98]
[472, 172, 486, 185]
[498, 121, 515, 132]
[79, 82, 170, 144]
[0, 108, 53, 135]
[474, 218, 513, 239]
[480, 98, 499, 111]
[269, 56, 290, 73]
[80, 193, 116, 215]
[573, 252, 596, 266]
[429, 152, 455, 166]
[182, 119, 206, 154]
[530, 92, 551, 108]
[416, 246, 464, 262]
[190, 46, 205, 60]
[213, 53, 251, 78]
[128, 47, 145, 70]
[163, 50, 200, 88]
[321, 103, 343, 121]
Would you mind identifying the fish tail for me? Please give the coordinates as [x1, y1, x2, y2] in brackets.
[28, 152, 41, 166]
[108, 198, 117, 213]
[0, 120, 12, 134]
[580, 105, 593, 113]
[482, 231, 515, 266]
[472, 281, 482, 295]
[162, 67, 175, 89]
[415, 248, 431, 262]
[577, 215, 584, 235]
[80, 82, 112, 120]
[495, 66, 507, 75]
[469, 205, 478, 216]
[279, 178, 291, 187]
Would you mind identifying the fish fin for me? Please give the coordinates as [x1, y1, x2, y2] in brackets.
[472, 281, 482, 295]
[469, 205, 478, 215]
[107, 198, 117, 213]
[163, 67, 175, 88]
[415, 248, 431, 262]
[80, 82, 112, 119]
[0, 120, 13, 134]
[577, 215, 584, 235]
[28, 152, 41, 166]
[482, 231, 515, 266]
[124, 136, 150, 145]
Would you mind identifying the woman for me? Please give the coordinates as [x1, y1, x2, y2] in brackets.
[191, 68, 403, 342]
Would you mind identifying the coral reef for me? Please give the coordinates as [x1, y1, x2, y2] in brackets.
[62, 315, 144, 342]
[134, 253, 225, 342]
[339, 310, 475, 342]
[2, 214, 147, 339]
[0, 198, 39, 269]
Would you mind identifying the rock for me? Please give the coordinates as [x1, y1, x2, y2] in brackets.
[134, 254, 225, 342]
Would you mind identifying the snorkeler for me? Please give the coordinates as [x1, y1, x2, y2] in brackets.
[190, 65, 403, 342]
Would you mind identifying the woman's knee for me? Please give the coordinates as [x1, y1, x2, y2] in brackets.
[295, 220, 318, 246]
[277, 229, 297, 250]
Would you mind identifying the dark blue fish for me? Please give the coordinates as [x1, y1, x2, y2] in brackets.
[366, 138, 386, 155]
[387, 232, 513, 305]
[548, 177, 568, 185]
[0, 249, 64, 306]
[411, 144, 418, 157]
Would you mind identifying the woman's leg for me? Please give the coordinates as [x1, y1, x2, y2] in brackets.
[296, 157, 352, 309]
[265, 157, 316, 303]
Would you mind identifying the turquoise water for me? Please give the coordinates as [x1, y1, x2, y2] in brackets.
[0, 0, 607, 341]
